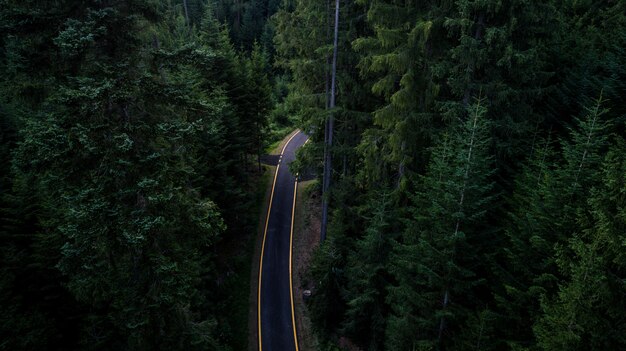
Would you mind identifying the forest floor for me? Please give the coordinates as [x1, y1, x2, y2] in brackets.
[292, 179, 321, 351]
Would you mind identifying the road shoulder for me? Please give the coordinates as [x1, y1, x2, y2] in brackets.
[292, 179, 321, 351]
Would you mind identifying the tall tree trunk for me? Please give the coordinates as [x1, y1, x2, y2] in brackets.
[183, 0, 190, 25]
[234, 0, 241, 32]
[321, 0, 339, 242]
[325, 0, 331, 110]
[323, 0, 331, 202]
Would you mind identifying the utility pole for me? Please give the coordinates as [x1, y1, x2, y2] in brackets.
[321, 0, 339, 242]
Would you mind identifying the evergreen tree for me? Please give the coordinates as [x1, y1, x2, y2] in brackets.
[1, 0, 624, 349]
[0, 0, 267, 348]
[441, 0, 557, 170]
[386, 97, 495, 350]
[353, 0, 443, 187]
[246, 42, 273, 169]
[499, 94, 613, 349]
[534, 142, 626, 350]
[341, 192, 397, 350]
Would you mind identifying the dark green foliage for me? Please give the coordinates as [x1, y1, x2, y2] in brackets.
[4, 1, 226, 348]
[1, 0, 624, 349]
[499, 95, 615, 349]
[534, 142, 626, 350]
[213, 0, 281, 52]
[274, 0, 626, 349]
[0, 0, 271, 349]
[342, 192, 397, 350]
[386, 98, 495, 351]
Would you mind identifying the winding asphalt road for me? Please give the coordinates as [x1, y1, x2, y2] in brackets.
[258, 130, 308, 351]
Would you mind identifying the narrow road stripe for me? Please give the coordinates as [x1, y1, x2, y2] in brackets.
[258, 130, 300, 351]
[281, 129, 300, 155]
[289, 176, 299, 351]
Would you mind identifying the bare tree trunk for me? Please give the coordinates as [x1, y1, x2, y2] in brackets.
[322, 0, 331, 195]
[183, 0, 190, 25]
[323, 0, 331, 179]
[234, 0, 241, 32]
[325, 0, 331, 110]
[321, 0, 340, 242]
[322, 0, 331, 238]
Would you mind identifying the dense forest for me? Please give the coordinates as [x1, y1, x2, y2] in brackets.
[0, 0, 624, 350]
[275, 0, 625, 350]
[0, 0, 281, 349]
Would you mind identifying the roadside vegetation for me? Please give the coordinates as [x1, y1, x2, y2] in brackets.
[0, 1, 624, 350]
[275, 1, 626, 350]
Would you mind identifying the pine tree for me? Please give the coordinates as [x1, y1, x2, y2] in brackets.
[341, 192, 397, 350]
[386, 97, 495, 350]
[246, 42, 273, 170]
[0, 104, 63, 349]
[495, 132, 561, 348]
[0, 3, 90, 348]
[2, 1, 238, 348]
[543, 1, 626, 133]
[0, 2, 265, 347]
[353, 0, 443, 188]
[534, 141, 626, 350]
[441, 0, 557, 169]
[274, 0, 332, 132]
[275, 0, 374, 241]
[499, 94, 613, 349]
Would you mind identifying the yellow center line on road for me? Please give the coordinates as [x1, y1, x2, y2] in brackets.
[289, 173, 300, 351]
[258, 129, 300, 351]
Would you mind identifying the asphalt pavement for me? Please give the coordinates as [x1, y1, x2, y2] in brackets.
[258, 130, 308, 351]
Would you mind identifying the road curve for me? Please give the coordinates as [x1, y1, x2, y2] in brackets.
[258, 130, 308, 351]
